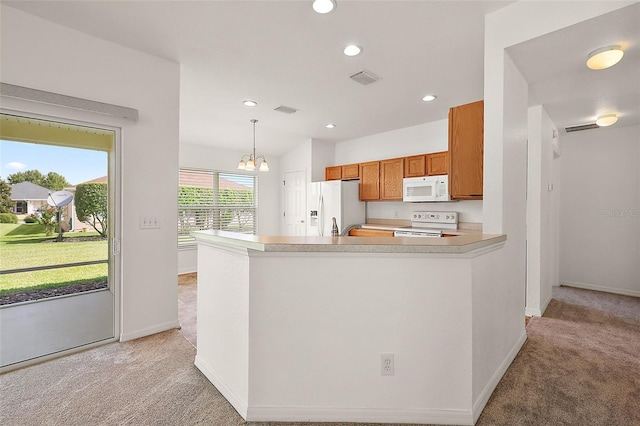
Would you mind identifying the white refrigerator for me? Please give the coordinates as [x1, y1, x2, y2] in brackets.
[307, 180, 365, 236]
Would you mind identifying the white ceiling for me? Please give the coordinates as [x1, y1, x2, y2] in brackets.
[4, 1, 639, 156]
[507, 2, 640, 133]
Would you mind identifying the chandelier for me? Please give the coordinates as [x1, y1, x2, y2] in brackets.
[237, 119, 269, 172]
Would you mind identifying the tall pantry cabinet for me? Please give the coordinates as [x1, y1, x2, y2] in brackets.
[448, 100, 484, 199]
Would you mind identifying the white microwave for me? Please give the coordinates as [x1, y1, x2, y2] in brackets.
[402, 175, 450, 202]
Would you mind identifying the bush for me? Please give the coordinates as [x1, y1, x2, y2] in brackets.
[0, 213, 18, 224]
[24, 215, 38, 224]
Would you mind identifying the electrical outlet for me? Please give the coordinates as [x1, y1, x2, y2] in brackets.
[381, 353, 394, 376]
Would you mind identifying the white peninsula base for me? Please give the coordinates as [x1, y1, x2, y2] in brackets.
[192, 231, 524, 425]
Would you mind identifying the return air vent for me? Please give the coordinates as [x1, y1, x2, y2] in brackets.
[565, 123, 599, 133]
[349, 70, 380, 85]
[274, 105, 299, 114]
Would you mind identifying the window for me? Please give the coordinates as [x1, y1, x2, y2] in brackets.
[178, 169, 258, 247]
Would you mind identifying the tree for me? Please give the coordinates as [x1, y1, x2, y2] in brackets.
[7, 169, 70, 190]
[75, 182, 108, 237]
[0, 178, 13, 213]
[36, 207, 57, 236]
[7, 170, 46, 186]
[43, 172, 71, 191]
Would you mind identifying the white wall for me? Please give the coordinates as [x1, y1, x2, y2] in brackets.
[1, 5, 180, 341]
[334, 119, 483, 224]
[179, 142, 282, 273]
[559, 124, 640, 296]
[526, 106, 560, 316]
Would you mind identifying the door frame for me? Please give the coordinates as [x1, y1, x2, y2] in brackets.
[0, 108, 122, 373]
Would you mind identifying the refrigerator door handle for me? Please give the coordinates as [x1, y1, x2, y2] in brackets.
[318, 194, 324, 236]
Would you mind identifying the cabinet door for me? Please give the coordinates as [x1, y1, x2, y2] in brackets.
[380, 158, 404, 201]
[404, 155, 426, 177]
[427, 151, 448, 175]
[359, 161, 380, 201]
[449, 100, 483, 199]
[341, 163, 360, 180]
[325, 166, 342, 181]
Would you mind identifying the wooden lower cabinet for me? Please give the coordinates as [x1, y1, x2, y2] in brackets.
[380, 158, 404, 200]
[359, 161, 380, 201]
[348, 228, 394, 237]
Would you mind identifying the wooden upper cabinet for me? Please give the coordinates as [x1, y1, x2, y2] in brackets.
[380, 158, 404, 201]
[426, 151, 448, 176]
[359, 161, 380, 201]
[341, 163, 360, 180]
[325, 166, 342, 181]
[404, 155, 426, 177]
[448, 100, 484, 199]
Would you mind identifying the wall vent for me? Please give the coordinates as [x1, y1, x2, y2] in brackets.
[565, 123, 599, 133]
[349, 70, 380, 85]
[274, 105, 299, 114]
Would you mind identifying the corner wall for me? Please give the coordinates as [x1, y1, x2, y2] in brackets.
[526, 106, 560, 316]
[1, 5, 180, 341]
[559, 124, 640, 296]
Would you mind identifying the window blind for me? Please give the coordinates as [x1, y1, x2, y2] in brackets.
[178, 169, 258, 247]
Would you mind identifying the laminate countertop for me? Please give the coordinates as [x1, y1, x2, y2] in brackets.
[190, 229, 506, 254]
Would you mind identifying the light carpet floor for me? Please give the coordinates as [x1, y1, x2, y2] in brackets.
[1, 286, 638, 426]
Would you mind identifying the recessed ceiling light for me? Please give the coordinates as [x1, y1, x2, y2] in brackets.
[422, 94, 437, 102]
[325, 123, 336, 129]
[312, 0, 336, 14]
[243, 100, 257, 107]
[343, 45, 362, 57]
[595, 113, 618, 127]
[586, 45, 624, 70]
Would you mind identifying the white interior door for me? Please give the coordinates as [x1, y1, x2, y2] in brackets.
[283, 170, 306, 236]
[0, 113, 118, 370]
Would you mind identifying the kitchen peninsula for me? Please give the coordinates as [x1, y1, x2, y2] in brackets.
[191, 230, 523, 425]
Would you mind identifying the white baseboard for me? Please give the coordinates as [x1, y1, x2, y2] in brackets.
[178, 267, 197, 275]
[472, 328, 527, 423]
[541, 291, 553, 315]
[246, 405, 473, 425]
[119, 320, 180, 342]
[195, 354, 248, 419]
[560, 281, 640, 298]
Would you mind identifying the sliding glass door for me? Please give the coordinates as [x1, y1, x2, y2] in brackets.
[0, 113, 118, 369]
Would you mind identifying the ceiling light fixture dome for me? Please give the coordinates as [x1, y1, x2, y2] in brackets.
[237, 119, 269, 172]
[312, 0, 336, 14]
[586, 45, 624, 70]
[243, 100, 257, 107]
[325, 123, 336, 129]
[343, 44, 362, 57]
[595, 113, 618, 127]
[422, 94, 437, 102]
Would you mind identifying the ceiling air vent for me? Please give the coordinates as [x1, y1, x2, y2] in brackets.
[349, 69, 380, 85]
[274, 105, 299, 114]
[565, 123, 599, 133]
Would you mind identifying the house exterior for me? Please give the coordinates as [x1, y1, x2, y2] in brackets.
[9, 181, 50, 215]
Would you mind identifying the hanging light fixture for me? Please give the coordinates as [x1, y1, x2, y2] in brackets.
[237, 119, 269, 172]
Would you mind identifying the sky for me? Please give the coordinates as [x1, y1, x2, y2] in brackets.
[0, 140, 107, 186]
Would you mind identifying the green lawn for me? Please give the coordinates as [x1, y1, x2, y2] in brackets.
[0, 223, 108, 295]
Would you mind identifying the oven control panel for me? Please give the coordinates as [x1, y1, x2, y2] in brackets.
[412, 211, 458, 225]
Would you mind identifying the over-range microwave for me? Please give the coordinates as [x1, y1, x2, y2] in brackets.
[402, 175, 451, 202]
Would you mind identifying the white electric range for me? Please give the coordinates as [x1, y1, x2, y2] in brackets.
[393, 211, 459, 238]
